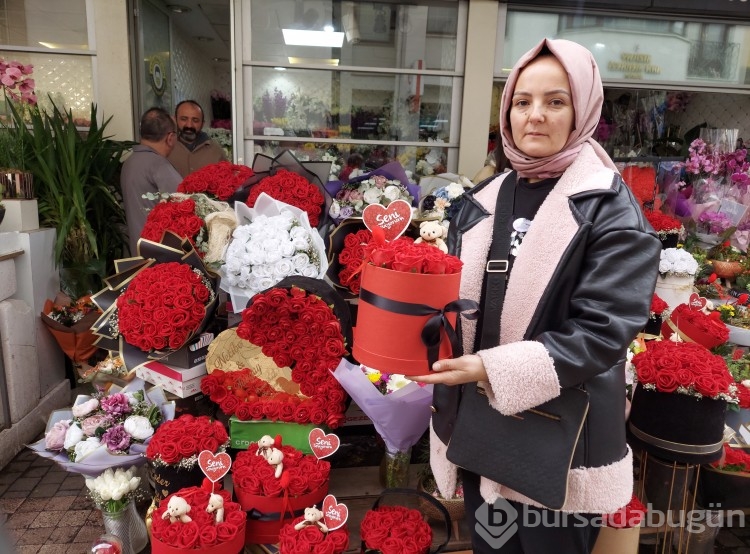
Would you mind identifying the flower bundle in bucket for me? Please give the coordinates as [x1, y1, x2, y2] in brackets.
[351, 204, 478, 376]
[644, 210, 684, 249]
[277, 494, 350, 554]
[359, 489, 451, 554]
[654, 247, 699, 312]
[644, 293, 669, 337]
[146, 415, 230, 504]
[150, 481, 247, 554]
[231, 436, 331, 544]
[629, 340, 737, 463]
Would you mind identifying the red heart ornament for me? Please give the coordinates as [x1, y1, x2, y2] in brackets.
[198, 450, 232, 483]
[322, 494, 348, 531]
[362, 200, 412, 242]
[688, 293, 707, 311]
[308, 428, 340, 460]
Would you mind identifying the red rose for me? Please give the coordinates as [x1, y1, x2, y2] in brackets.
[299, 525, 325, 545]
[261, 475, 284, 497]
[159, 442, 180, 464]
[655, 371, 679, 393]
[175, 521, 200, 549]
[178, 437, 199, 458]
[219, 394, 241, 416]
[329, 529, 349, 551]
[694, 374, 721, 397]
[236, 402, 254, 420]
[313, 540, 336, 554]
[198, 525, 218, 547]
[262, 400, 281, 420]
[286, 473, 309, 496]
[215, 522, 239, 543]
[200, 437, 220, 453]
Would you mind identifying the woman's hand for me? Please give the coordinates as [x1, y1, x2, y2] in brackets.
[408, 354, 487, 385]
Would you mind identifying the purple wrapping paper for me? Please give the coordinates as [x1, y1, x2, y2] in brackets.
[325, 161, 420, 207]
[332, 358, 433, 452]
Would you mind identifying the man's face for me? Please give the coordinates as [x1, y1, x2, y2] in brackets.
[175, 103, 203, 144]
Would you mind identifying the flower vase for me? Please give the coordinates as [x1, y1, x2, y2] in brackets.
[101, 501, 148, 554]
[379, 446, 412, 488]
[653, 274, 694, 313]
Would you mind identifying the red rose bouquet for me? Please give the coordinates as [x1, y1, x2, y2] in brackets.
[354, 235, 475, 375]
[146, 415, 230, 503]
[363, 237, 462, 275]
[232, 442, 330, 502]
[116, 261, 215, 353]
[712, 443, 750, 472]
[337, 228, 373, 294]
[141, 197, 204, 252]
[644, 210, 683, 240]
[232, 440, 330, 545]
[660, 303, 729, 349]
[603, 494, 647, 528]
[632, 340, 737, 401]
[146, 414, 230, 467]
[234, 284, 349, 428]
[177, 161, 254, 201]
[150, 482, 246, 553]
[360, 505, 432, 554]
[246, 169, 325, 227]
[279, 515, 349, 554]
[650, 293, 669, 319]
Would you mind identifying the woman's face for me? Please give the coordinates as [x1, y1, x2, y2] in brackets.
[509, 55, 575, 159]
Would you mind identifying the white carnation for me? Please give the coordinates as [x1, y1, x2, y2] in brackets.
[383, 185, 402, 202]
[363, 188, 382, 204]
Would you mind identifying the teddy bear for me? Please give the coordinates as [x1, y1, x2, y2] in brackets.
[162, 495, 192, 524]
[414, 220, 448, 253]
[294, 506, 328, 533]
[256, 434, 283, 459]
[206, 492, 225, 523]
[266, 447, 284, 479]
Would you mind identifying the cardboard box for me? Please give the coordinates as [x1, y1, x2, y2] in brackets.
[229, 416, 319, 453]
[136, 361, 206, 398]
[159, 332, 213, 368]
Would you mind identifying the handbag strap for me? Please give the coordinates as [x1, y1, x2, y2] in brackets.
[368, 487, 452, 553]
[479, 172, 517, 350]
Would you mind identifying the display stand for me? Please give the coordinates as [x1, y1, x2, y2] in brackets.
[636, 449, 703, 554]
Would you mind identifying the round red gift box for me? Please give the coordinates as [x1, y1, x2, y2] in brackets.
[150, 521, 246, 554]
[352, 263, 461, 376]
[234, 482, 328, 544]
[660, 312, 726, 350]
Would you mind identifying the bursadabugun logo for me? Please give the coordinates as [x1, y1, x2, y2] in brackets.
[474, 497, 519, 549]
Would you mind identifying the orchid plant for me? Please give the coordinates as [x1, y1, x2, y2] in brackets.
[0, 59, 36, 105]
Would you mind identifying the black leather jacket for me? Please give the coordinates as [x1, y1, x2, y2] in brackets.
[446, 171, 661, 470]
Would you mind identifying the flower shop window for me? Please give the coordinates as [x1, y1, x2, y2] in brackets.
[0, 0, 90, 50]
[245, 0, 463, 72]
[498, 9, 750, 88]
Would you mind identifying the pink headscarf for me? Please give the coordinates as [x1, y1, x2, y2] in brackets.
[500, 38, 617, 179]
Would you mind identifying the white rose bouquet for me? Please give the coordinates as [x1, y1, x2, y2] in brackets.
[659, 247, 699, 277]
[220, 193, 328, 312]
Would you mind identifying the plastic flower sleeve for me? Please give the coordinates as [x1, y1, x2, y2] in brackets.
[332, 358, 433, 453]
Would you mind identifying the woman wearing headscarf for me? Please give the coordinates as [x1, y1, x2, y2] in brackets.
[412, 39, 661, 552]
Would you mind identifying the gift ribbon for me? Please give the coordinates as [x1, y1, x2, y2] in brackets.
[359, 288, 480, 370]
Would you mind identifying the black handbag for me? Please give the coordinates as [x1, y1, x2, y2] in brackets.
[442, 173, 590, 510]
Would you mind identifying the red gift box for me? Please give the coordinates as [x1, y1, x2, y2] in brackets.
[352, 263, 462, 376]
[151, 523, 246, 554]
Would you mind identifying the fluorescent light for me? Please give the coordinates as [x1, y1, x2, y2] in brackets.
[288, 57, 340, 66]
[274, 67, 287, 71]
[282, 29, 344, 48]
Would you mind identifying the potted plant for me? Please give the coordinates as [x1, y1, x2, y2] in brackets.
[5, 100, 133, 297]
[707, 239, 745, 278]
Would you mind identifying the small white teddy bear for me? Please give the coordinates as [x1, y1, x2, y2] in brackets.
[162, 495, 192, 524]
[266, 447, 284, 479]
[256, 434, 275, 458]
[206, 492, 225, 523]
[414, 220, 448, 253]
[294, 506, 328, 533]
